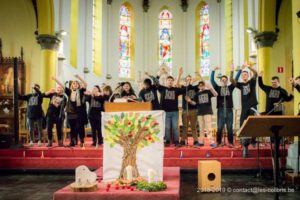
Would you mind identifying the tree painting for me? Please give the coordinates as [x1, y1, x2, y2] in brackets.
[104, 112, 160, 179]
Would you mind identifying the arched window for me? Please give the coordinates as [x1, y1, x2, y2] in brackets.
[159, 9, 172, 70]
[196, 2, 210, 76]
[119, 3, 134, 78]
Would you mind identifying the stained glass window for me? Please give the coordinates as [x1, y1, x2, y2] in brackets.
[119, 5, 131, 78]
[199, 4, 210, 76]
[159, 9, 172, 70]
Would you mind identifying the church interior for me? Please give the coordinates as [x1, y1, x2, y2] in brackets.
[1, 0, 300, 199]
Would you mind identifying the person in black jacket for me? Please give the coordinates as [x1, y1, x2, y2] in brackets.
[185, 81, 218, 147]
[180, 75, 199, 146]
[53, 75, 87, 147]
[19, 83, 44, 147]
[258, 71, 293, 115]
[43, 84, 67, 147]
[234, 64, 258, 157]
[139, 78, 161, 110]
[210, 66, 236, 148]
[157, 67, 184, 147]
[84, 85, 105, 146]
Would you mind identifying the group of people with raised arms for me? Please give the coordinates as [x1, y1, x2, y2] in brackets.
[20, 64, 300, 158]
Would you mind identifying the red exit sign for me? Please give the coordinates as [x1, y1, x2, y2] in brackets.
[277, 66, 284, 73]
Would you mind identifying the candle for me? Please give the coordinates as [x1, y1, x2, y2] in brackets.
[125, 165, 133, 181]
[147, 168, 156, 183]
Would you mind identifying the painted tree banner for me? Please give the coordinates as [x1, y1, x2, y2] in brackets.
[102, 110, 165, 182]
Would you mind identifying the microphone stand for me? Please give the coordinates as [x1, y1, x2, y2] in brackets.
[185, 82, 189, 146]
[266, 99, 284, 115]
[251, 107, 263, 178]
[265, 99, 285, 185]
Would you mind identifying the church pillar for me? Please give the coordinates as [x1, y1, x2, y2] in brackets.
[36, 35, 59, 91]
[243, 0, 249, 61]
[93, 0, 102, 76]
[225, 0, 233, 74]
[256, 0, 277, 112]
[36, 0, 58, 110]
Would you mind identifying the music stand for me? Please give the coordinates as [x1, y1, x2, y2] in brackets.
[237, 115, 300, 200]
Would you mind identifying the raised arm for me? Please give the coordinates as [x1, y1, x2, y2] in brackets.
[258, 71, 269, 92]
[281, 89, 294, 102]
[19, 94, 29, 101]
[44, 88, 56, 97]
[51, 76, 64, 89]
[175, 67, 183, 87]
[248, 65, 258, 79]
[206, 83, 218, 97]
[210, 66, 219, 88]
[145, 72, 160, 86]
[75, 74, 87, 89]
[192, 71, 203, 84]
[230, 64, 237, 86]
[234, 64, 242, 81]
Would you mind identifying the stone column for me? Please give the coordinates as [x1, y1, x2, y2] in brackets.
[36, 34, 60, 92]
[256, 0, 277, 112]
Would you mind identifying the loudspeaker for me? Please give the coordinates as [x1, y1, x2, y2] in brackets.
[198, 160, 221, 192]
[0, 134, 12, 149]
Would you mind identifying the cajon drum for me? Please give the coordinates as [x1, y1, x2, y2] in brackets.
[198, 160, 221, 192]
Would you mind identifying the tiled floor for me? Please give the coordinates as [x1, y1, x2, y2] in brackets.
[0, 170, 299, 200]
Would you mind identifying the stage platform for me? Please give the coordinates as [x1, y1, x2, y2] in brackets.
[0, 141, 287, 170]
[53, 167, 180, 200]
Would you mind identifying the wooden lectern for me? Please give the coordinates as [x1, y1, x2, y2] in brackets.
[104, 102, 152, 112]
[237, 115, 300, 200]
